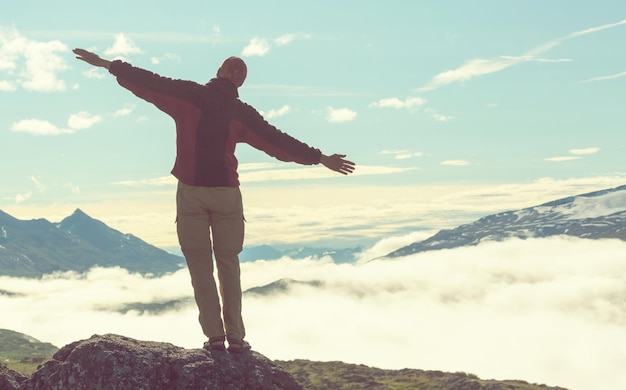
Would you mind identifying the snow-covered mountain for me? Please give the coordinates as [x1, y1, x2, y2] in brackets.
[387, 184, 626, 258]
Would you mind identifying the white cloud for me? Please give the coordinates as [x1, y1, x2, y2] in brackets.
[395, 152, 423, 160]
[1, 237, 626, 390]
[29, 176, 45, 193]
[261, 105, 291, 119]
[417, 18, 626, 92]
[0, 79, 16, 91]
[381, 150, 423, 160]
[11, 111, 101, 135]
[67, 111, 102, 130]
[425, 108, 454, 122]
[112, 176, 176, 187]
[545, 156, 581, 162]
[532, 57, 573, 63]
[326, 107, 357, 123]
[239, 162, 279, 171]
[570, 147, 600, 155]
[544, 156, 580, 162]
[110, 164, 413, 188]
[568, 18, 626, 38]
[274, 33, 311, 46]
[0, 26, 69, 92]
[104, 33, 142, 59]
[14, 192, 31, 204]
[21, 41, 69, 92]
[546, 147, 599, 161]
[500, 55, 572, 63]
[441, 160, 470, 166]
[82, 67, 105, 80]
[242, 165, 412, 183]
[368, 95, 452, 122]
[242, 166, 335, 182]
[242, 38, 271, 57]
[369, 96, 426, 110]
[150, 52, 181, 65]
[11, 119, 71, 135]
[418, 57, 516, 92]
[335, 165, 415, 176]
[11, 177, 45, 204]
[114, 106, 134, 117]
[242, 32, 311, 57]
[583, 71, 626, 83]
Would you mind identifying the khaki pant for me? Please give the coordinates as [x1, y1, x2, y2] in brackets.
[176, 181, 246, 341]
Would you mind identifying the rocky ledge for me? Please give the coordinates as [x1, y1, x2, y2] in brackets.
[2, 333, 302, 390]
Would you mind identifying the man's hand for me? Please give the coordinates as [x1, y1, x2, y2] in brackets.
[73, 48, 111, 70]
[320, 154, 355, 175]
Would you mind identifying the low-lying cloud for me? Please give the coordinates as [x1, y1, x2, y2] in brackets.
[1, 236, 625, 390]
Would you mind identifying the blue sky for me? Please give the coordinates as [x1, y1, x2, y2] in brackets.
[2, 1, 626, 249]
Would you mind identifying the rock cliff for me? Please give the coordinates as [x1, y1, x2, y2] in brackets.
[2, 334, 301, 390]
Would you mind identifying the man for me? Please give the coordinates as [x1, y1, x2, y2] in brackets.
[73, 48, 355, 353]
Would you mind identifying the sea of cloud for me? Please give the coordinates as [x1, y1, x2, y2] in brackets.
[1, 235, 625, 390]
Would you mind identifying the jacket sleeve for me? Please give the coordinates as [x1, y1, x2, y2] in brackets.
[108, 60, 200, 118]
[236, 102, 322, 165]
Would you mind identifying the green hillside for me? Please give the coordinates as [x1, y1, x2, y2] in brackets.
[0, 329, 58, 363]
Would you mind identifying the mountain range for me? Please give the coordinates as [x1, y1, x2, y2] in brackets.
[2, 183, 625, 278]
[387, 183, 626, 257]
[0, 208, 184, 278]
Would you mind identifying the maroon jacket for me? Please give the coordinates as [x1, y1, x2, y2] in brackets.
[109, 61, 322, 187]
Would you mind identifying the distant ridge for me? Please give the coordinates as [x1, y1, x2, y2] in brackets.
[244, 278, 323, 296]
[0, 209, 184, 278]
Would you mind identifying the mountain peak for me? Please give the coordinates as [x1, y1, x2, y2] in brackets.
[66, 208, 92, 222]
[72, 208, 88, 216]
[58, 209, 98, 234]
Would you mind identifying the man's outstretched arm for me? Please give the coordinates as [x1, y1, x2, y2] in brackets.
[76, 47, 356, 176]
[74, 48, 111, 70]
[320, 154, 355, 175]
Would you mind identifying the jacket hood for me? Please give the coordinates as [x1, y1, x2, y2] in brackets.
[207, 77, 239, 98]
